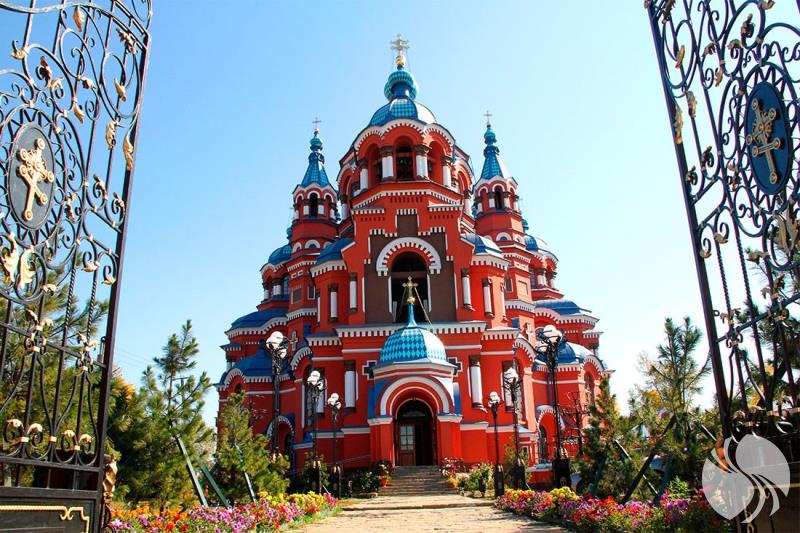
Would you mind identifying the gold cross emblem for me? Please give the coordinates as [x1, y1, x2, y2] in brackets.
[16, 137, 54, 221]
[746, 99, 782, 184]
[402, 276, 417, 305]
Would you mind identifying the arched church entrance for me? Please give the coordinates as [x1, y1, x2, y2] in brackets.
[395, 399, 436, 466]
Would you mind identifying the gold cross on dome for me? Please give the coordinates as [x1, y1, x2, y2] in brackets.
[312, 116, 321, 134]
[16, 137, 54, 221]
[484, 110, 493, 127]
[746, 99, 782, 184]
[402, 276, 417, 305]
[389, 34, 410, 67]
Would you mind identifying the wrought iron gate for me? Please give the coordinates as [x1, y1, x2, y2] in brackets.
[0, 1, 151, 531]
[646, 0, 798, 530]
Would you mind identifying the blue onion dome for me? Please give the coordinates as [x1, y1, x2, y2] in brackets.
[300, 128, 330, 188]
[384, 65, 418, 100]
[479, 124, 509, 180]
[309, 130, 323, 151]
[268, 243, 292, 265]
[380, 302, 447, 363]
[484, 125, 497, 145]
[369, 63, 436, 127]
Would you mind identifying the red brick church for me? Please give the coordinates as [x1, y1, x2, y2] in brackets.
[216, 39, 611, 480]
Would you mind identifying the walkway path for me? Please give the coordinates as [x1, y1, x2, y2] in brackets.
[301, 494, 565, 532]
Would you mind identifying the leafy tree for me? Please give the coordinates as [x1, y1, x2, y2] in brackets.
[109, 320, 213, 510]
[214, 392, 288, 501]
[575, 377, 640, 499]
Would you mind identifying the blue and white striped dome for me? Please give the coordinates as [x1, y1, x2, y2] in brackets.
[380, 304, 447, 363]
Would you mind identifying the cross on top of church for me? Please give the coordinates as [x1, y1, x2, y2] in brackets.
[312, 116, 321, 135]
[390, 34, 410, 68]
[402, 276, 417, 305]
[484, 110, 493, 128]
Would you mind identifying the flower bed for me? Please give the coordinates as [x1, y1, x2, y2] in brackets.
[109, 492, 337, 532]
[496, 487, 726, 532]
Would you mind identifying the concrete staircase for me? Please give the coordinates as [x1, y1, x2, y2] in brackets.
[379, 465, 452, 496]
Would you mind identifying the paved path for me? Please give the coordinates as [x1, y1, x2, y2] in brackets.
[301, 494, 565, 532]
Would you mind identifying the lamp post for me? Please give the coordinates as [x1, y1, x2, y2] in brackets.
[306, 370, 325, 493]
[535, 324, 569, 488]
[265, 331, 289, 458]
[487, 391, 504, 496]
[502, 366, 524, 489]
[327, 392, 342, 499]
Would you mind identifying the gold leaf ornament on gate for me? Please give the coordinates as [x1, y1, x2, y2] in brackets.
[1, 233, 35, 289]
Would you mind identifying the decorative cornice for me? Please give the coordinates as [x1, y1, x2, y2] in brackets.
[226, 316, 287, 338]
[351, 188, 459, 210]
[482, 327, 519, 340]
[470, 256, 509, 270]
[505, 299, 536, 313]
[335, 321, 486, 338]
[309, 260, 347, 277]
[286, 307, 317, 321]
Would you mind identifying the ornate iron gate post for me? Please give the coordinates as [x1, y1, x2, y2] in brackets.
[0, 1, 151, 531]
[646, 1, 798, 530]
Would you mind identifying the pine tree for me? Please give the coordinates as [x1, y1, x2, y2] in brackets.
[109, 321, 213, 509]
[575, 377, 639, 499]
[214, 392, 288, 502]
[634, 317, 715, 488]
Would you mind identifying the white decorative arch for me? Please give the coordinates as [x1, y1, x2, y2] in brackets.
[291, 242, 302, 253]
[305, 240, 321, 249]
[376, 237, 442, 276]
[265, 415, 294, 442]
[379, 376, 453, 416]
[221, 368, 244, 390]
[583, 355, 607, 376]
[290, 345, 313, 370]
[536, 406, 566, 429]
[513, 336, 537, 364]
[495, 232, 512, 242]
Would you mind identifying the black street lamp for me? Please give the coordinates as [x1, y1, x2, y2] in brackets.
[535, 325, 570, 488]
[502, 366, 525, 489]
[487, 391, 504, 496]
[265, 331, 289, 458]
[327, 392, 342, 499]
[306, 369, 325, 493]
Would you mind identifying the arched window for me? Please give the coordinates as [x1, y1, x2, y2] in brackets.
[493, 188, 504, 210]
[390, 252, 428, 323]
[309, 195, 319, 217]
[396, 145, 413, 181]
[538, 425, 549, 462]
[282, 276, 289, 297]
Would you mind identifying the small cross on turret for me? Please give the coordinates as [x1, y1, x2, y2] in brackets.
[312, 116, 321, 135]
[484, 110, 493, 128]
[402, 276, 417, 305]
[389, 34, 410, 68]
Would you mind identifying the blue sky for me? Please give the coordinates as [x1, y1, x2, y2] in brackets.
[115, 1, 712, 425]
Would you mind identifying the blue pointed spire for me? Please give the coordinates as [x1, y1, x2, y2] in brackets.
[300, 125, 331, 188]
[479, 121, 509, 181]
